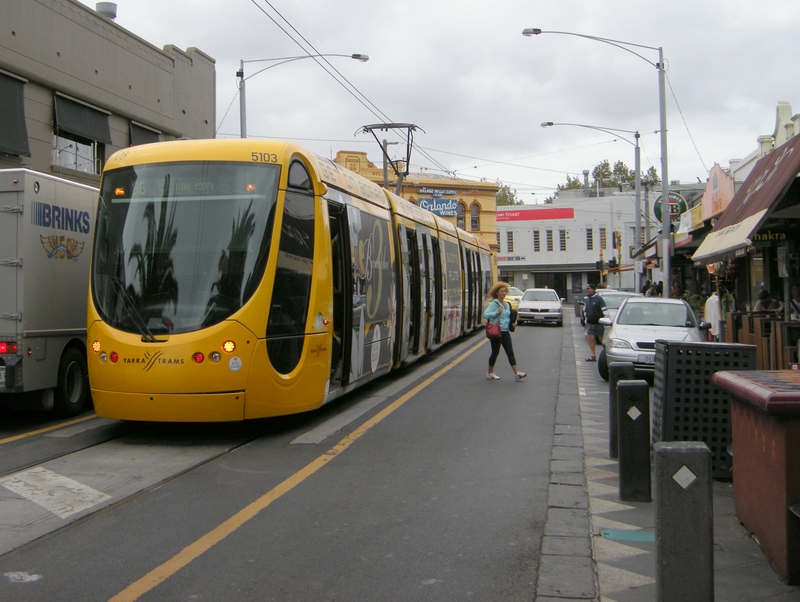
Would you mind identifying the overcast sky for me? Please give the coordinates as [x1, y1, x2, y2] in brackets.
[92, 0, 800, 200]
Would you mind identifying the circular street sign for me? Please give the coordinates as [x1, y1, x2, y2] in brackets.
[653, 192, 688, 223]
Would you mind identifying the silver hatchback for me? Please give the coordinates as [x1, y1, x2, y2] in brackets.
[597, 297, 711, 381]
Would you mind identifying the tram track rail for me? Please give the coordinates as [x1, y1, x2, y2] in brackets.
[0, 422, 273, 562]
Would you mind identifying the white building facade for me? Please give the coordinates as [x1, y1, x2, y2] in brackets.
[496, 190, 654, 303]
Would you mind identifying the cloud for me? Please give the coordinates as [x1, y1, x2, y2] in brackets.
[91, 0, 800, 195]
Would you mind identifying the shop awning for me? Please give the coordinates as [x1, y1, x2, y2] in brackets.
[631, 235, 659, 259]
[54, 93, 112, 145]
[692, 133, 800, 265]
[0, 71, 30, 156]
[129, 121, 161, 146]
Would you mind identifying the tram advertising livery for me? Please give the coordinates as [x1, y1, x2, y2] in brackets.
[88, 139, 492, 421]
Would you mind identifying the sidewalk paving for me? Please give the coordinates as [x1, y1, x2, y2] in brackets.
[534, 313, 800, 601]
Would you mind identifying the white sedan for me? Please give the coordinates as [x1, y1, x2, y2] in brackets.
[597, 297, 711, 381]
[517, 288, 564, 327]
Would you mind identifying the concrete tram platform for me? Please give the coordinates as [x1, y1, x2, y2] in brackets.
[538, 313, 800, 601]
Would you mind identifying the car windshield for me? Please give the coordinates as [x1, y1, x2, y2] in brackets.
[617, 303, 696, 327]
[601, 294, 634, 309]
[508, 287, 523, 297]
[522, 290, 559, 302]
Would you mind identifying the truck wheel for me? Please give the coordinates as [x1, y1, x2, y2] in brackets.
[54, 348, 89, 417]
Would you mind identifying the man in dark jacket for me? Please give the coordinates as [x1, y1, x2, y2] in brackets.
[583, 284, 607, 361]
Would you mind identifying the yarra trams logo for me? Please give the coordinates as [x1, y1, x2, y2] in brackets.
[123, 352, 185, 371]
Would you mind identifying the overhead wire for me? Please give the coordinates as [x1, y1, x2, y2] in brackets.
[242, 1, 663, 196]
[666, 72, 709, 176]
[249, 0, 454, 178]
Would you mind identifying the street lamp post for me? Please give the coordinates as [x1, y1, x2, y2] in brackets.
[236, 53, 369, 138]
[541, 122, 642, 293]
[523, 28, 670, 294]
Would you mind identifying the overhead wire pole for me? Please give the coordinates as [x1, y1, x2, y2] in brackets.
[523, 28, 670, 294]
[358, 124, 424, 194]
[541, 122, 643, 293]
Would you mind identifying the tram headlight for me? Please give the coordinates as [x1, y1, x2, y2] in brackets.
[100, 352, 107, 362]
[222, 340, 236, 353]
[92, 340, 102, 352]
[210, 351, 221, 362]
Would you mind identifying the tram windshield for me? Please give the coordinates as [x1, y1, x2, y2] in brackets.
[92, 161, 280, 336]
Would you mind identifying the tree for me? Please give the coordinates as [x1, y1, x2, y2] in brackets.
[544, 160, 659, 202]
[642, 166, 660, 185]
[542, 174, 583, 204]
[496, 183, 524, 206]
[592, 160, 613, 186]
[611, 161, 635, 186]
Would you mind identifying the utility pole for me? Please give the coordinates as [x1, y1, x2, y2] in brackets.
[382, 139, 397, 189]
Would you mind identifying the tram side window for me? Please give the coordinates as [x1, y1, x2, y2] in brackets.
[267, 178, 316, 373]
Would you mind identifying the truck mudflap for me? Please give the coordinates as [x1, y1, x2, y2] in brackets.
[2, 356, 23, 392]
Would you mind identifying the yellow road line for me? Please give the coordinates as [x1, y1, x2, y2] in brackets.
[110, 342, 483, 602]
[0, 414, 97, 445]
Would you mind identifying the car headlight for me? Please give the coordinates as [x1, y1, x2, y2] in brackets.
[607, 338, 633, 350]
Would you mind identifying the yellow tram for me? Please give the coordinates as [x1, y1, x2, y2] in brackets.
[87, 139, 491, 421]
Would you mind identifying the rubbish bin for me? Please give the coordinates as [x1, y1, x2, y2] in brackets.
[712, 370, 800, 585]
[652, 341, 756, 479]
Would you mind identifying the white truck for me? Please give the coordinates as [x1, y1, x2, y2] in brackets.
[0, 169, 97, 416]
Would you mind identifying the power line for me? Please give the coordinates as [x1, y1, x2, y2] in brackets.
[248, 0, 453, 176]
[666, 72, 709, 175]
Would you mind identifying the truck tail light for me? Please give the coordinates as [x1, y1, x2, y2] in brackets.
[0, 342, 18, 354]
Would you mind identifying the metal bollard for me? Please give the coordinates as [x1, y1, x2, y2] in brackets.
[617, 379, 651, 502]
[608, 362, 635, 459]
[654, 442, 713, 602]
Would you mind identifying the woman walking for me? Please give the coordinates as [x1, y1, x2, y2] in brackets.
[483, 282, 527, 381]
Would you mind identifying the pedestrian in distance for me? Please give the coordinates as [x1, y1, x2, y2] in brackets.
[790, 285, 800, 319]
[483, 282, 526, 381]
[583, 283, 608, 362]
[754, 288, 780, 312]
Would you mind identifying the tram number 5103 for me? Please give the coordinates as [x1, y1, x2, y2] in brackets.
[251, 152, 279, 163]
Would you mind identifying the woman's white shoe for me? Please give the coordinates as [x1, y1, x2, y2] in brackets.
[486, 373, 500, 380]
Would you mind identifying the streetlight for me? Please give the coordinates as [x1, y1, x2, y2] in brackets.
[541, 121, 642, 292]
[236, 53, 369, 138]
[523, 28, 670, 294]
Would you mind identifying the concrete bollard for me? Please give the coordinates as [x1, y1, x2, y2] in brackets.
[654, 442, 713, 602]
[617, 379, 651, 502]
[608, 362, 635, 459]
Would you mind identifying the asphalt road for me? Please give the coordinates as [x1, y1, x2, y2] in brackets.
[0, 322, 564, 601]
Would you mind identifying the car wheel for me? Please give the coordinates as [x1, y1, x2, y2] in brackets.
[598, 348, 609, 381]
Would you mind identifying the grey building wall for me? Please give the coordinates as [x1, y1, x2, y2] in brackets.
[0, 0, 215, 186]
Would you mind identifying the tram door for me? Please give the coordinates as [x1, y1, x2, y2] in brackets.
[327, 201, 351, 388]
[421, 233, 436, 351]
[405, 226, 422, 356]
[431, 238, 443, 344]
[463, 247, 475, 330]
[395, 225, 412, 364]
